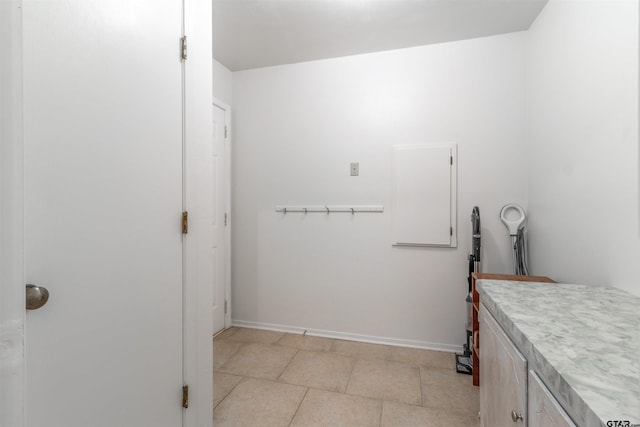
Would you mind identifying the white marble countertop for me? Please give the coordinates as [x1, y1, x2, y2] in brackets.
[477, 280, 640, 427]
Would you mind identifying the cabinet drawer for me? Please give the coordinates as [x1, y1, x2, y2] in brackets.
[528, 371, 576, 427]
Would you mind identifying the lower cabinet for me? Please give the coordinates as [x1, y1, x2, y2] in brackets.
[528, 370, 576, 427]
[480, 304, 576, 427]
[479, 305, 527, 426]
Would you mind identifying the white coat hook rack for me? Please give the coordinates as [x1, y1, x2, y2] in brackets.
[275, 205, 384, 214]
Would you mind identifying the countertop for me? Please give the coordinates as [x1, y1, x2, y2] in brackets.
[477, 279, 640, 427]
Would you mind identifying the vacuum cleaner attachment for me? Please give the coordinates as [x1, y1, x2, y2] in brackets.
[500, 204, 529, 275]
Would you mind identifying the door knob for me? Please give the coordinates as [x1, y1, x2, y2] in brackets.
[26, 284, 49, 310]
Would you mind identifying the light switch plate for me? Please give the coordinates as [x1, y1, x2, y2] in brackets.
[350, 162, 359, 176]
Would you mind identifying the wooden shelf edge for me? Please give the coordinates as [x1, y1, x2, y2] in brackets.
[472, 272, 556, 283]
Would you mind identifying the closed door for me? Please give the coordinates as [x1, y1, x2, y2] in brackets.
[23, 1, 184, 426]
[211, 102, 229, 334]
[185, 100, 229, 337]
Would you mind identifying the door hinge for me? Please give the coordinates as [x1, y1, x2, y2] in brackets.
[224, 300, 228, 314]
[224, 212, 228, 226]
[182, 385, 189, 409]
[450, 156, 453, 165]
[180, 36, 188, 61]
[182, 211, 188, 234]
[450, 226, 453, 236]
[224, 125, 228, 139]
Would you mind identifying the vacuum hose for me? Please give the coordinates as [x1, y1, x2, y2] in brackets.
[512, 228, 529, 275]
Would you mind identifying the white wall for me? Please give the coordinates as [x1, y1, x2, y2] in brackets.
[232, 33, 529, 350]
[527, 0, 640, 296]
[213, 58, 232, 106]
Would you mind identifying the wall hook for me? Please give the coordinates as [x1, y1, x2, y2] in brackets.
[283, 207, 287, 214]
[325, 205, 330, 214]
[351, 208, 355, 215]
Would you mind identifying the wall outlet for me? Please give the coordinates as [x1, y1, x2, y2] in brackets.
[350, 162, 359, 176]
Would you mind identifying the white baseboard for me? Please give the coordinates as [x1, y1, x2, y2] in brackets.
[231, 319, 463, 353]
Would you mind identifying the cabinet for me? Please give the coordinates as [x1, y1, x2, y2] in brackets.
[528, 370, 576, 427]
[480, 304, 576, 427]
[471, 273, 555, 386]
[479, 304, 527, 426]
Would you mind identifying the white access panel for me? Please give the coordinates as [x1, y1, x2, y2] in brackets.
[392, 143, 457, 247]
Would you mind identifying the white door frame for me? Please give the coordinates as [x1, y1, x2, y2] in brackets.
[0, 1, 213, 426]
[0, 1, 25, 426]
[213, 97, 232, 328]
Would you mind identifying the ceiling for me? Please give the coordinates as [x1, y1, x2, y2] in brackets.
[213, 0, 548, 71]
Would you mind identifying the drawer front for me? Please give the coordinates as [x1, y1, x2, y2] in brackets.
[528, 371, 576, 427]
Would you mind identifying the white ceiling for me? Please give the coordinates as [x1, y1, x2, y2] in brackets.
[213, 0, 548, 71]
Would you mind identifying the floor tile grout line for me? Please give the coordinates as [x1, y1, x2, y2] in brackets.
[276, 348, 300, 382]
[288, 384, 387, 425]
[418, 365, 425, 407]
[342, 354, 360, 394]
[213, 376, 247, 411]
[287, 386, 310, 427]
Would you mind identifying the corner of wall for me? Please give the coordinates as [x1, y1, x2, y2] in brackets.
[213, 58, 233, 107]
[525, 0, 640, 294]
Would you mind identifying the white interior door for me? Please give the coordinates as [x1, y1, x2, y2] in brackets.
[0, 2, 25, 426]
[184, 99, 229, 338]
[23, 2, 184, 426]
[211, 102, 230, 334]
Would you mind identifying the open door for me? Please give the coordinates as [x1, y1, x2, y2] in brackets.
[24, 1, 184, 426]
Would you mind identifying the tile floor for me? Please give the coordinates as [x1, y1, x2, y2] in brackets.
[214, 327, 479, 426]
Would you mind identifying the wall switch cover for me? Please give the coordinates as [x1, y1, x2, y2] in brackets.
[350, 162, 359, 176]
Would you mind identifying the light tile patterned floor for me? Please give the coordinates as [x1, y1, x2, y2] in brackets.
[214, 327, 479, 427]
